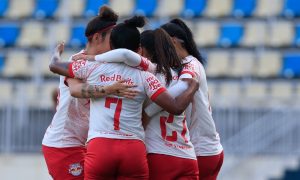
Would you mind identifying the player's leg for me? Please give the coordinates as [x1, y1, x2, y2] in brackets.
[197, 151, 224, 180]
[117, 140, 149, 180]
[84, 138, 117, 180]
[42, 145, 85, 180]
[148, 153, 198, 180]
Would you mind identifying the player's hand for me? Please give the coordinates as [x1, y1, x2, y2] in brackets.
[54, 42, 64, 57]
[181, 78, 199, 91]
[72, 54, 95, 61]
[110, 80, 139, 99]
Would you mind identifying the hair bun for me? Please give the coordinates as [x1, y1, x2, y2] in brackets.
[124, 16, 146, 28]
[98, 5, 118, 22]
[170, 18, 183, 25]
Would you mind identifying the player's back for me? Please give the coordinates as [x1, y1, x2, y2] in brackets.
[84, 62, 165, 142]
[145, 69, 196, 159]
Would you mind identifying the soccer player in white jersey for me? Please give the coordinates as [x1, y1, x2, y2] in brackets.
[49, 16, 199, 180]
[42, 6, 136, 180]
[161, 19, 224, 180]
[140, 29, 199, 179]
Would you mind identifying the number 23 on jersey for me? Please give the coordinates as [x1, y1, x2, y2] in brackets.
[160, 114, 188, 143]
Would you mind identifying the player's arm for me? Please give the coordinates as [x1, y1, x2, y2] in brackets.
[152, 78, 198, 115]
[72, 48, 156, 72]
[67, 78, 138, 99]
[144, 65, 196, 116]
[49, 42, 73, 77]
[166, 71, 195, 97]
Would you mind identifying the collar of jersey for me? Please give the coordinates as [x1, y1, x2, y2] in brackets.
[181, 55, 193, 64]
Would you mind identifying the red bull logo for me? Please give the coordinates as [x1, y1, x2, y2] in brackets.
[99, 74, 134, 85]
[69, 163, 83, 176]
[146, 76, 161, 91]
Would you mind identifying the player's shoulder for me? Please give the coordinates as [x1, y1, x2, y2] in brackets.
[188, 56, 202, 66]
[138, 70, 159, 85]
[184, 56, 203, 69]
[68, 50, 85, 62]
[140, 69, 155, 77]
[107, 63, 141, 73]
[72, 59, 91, 69]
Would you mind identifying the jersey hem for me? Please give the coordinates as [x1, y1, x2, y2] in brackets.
[41, 142, 86, 148]
[195, 148, 223, 156]
[87, 135, 145, 144]
[147, 150, 197, 160]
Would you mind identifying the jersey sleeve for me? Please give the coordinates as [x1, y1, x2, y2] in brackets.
[144, 102, 162, 117]
[136, 57, 156, 73]
[68, 60, 99, 80]
[94, 48, 156, 73]
[141, 71, 166, 101]
[180, 62, 197, 78]
[144, 78, 189, 117]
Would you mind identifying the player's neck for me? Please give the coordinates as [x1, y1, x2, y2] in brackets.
[85, 43, 99, 55]
[177, 48, 189, 59]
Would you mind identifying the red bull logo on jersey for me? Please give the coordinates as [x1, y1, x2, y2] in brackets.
[72, 60, 86, 71]
[68, 163, 83, 176]
[99, 74, 134, 85]
[100, 74, 122, 82]
[146, 76, 162, 91]
[183, 63, 195, 72]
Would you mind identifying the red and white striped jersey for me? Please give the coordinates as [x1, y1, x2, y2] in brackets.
[182, 55, 223, 156]
[68, 61, 166, 142]
[42, 50, 90, 148]
[145, 70, 196, 159]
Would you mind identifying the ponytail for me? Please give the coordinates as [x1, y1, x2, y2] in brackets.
[141, 29, 182, 86]
[162, 18, 204, 65]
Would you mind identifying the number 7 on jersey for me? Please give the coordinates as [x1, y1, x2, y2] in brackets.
[105, 97, 123, 130]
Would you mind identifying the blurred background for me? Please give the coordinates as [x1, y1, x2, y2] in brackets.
[0, 0, 300, 179]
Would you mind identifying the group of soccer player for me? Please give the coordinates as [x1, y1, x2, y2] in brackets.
[41, 5, 223, 180]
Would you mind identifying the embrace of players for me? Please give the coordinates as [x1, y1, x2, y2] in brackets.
[42, 5, 223, 180]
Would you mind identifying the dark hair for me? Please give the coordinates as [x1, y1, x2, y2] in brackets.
[141, 29, 182, 86]
[161, 18, 204, 65]
[110, 16, 146, 52]
[85, 5, 118, 42]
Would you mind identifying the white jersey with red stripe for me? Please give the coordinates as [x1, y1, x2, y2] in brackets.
[182, 55, 223, 156]
[145, 69, 196, 160]
[42, 50, 90, 148]
[69, 60, 166, 142]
